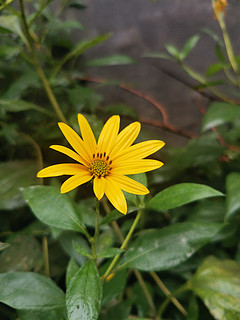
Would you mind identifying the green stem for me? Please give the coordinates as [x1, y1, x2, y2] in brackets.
[18, 0, 67, 123]
[212, 0, 240, 86]
[42, 236, 50, 277]
[91, 200, 100, 260]
[102, 209, 143, 280]
[158, 282, 190, 319]
[150, 271, 187, 317]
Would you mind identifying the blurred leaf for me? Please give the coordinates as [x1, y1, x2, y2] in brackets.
[0, 45, 20, 59]
[0, 15, 27, 44]
[102, 270, 127, 305]
[0, 272, 65, 310]
[119, 222, 222, 271]
[0, 235, 42, 273]
[187, 198, 225, 223]
[187, 295, 199, 320]
[201, 27, 224, 46]
[225, 172, 240, 221]
[99, 209, 124, 226]
[0, 161, 37, 210]
[201, 102, 240, 132]
[22, 186, 86, 234]
[97, 247, 123, 258]
[96, 228, 114, 255]
[147, 183, 223, 211]
[0, 99, 53, 116]
[3, 68, 40, 100]
[52, 33, 112, 78]
[206, 63, 225, 77]
[104, 103, 138, 119]
[0, 242, 10, 251]
[215, 44, 226, 63]
[68, 86, 102, 113]
[165, 44, 181, 59]
[103, 300, 131, 320]
[190, 256, 240, 319]
[66, 260, 102, 320]
[86, 54, 135, 66]
[66, 258, 79, 287]
[68, 0, 87, 9]
[143, 52, 173, 60]
[180, 34, 200, 60]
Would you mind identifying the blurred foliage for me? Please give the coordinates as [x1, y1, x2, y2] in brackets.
[0, 1, 240, 320]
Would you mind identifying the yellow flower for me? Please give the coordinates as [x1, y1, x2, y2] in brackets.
[213, 0, 228, 19]
[37, 114, 165, 214]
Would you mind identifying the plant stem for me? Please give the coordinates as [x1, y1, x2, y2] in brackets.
[102, 209, 143, 280]
[18, 0, 67, 123]
[150, 271, 187, 316]
[157, 282, 190, 319]
[134, 269, 157, 317]
[42, 236, 50, 277]
[91, 200, 100, 259]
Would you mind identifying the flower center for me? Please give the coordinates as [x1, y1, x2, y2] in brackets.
[89, 158, 111, 178]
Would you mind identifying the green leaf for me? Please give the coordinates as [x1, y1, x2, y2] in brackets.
[187, 295, 199, 320]
[165, 44, 181, 59]
[0, 272, 65, 310]
[225, 172, 240, 221]
[189, 256, 240, 319]
[66, 260, 102, 320]
[51, 33, 111, 78]
[119, 222, 222, 271]
[0, 15, 27, 44]
[104, 103, 138, 119]
[206, 63, 225, 77]
[59, 232, 89, 266]
[18, 309, 64, 320]
[0, 99, 53, 116]
[97, 247, 123, 258]
[73, 241, 92, 258]
[102, 270, 127, 305]
[86, 54, 135, 66]
[180, 34, 200, 60]
[22, 186, 86, 234]
[142, 52, 173, 60]
[66, 258, 79, 288]
[0, 235, 42, 273]
[201, 102, 240, 132]
[68, 0, 87, 9]
[0, 161, 37, 210]
[147, 183, 223, 211]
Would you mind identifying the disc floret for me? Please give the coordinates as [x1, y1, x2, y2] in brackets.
[89, 153, 112, 178]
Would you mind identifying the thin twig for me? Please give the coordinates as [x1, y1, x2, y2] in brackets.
[150, 271, 187, 317]
[42, 236, 50, 277]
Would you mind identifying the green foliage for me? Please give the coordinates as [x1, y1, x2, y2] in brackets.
[1, 1, 240, 320]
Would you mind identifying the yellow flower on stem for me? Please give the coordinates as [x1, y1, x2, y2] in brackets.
[37, 114, 165, 214]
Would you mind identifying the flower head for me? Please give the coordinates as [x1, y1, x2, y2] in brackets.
[37, 114, 165, 214]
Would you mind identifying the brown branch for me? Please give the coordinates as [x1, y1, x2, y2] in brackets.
[77, 75, 198, 139]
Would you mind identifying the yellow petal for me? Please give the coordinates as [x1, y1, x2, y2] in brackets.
[110, 174, 149, 195]
[61, 172, 92, 193]
[112, 159, 164, 175]
[105, 177, 127, 215]
[112, 140, 165, 163]
[50, 145, 85, 164]
[97, 115, 120, 155]
[78, 114, 97, 156]
[93, 177, 106, 200]
[37, 163, 87, 177]
[110, 122, 141, 157]
[58, 122, 91, 165]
